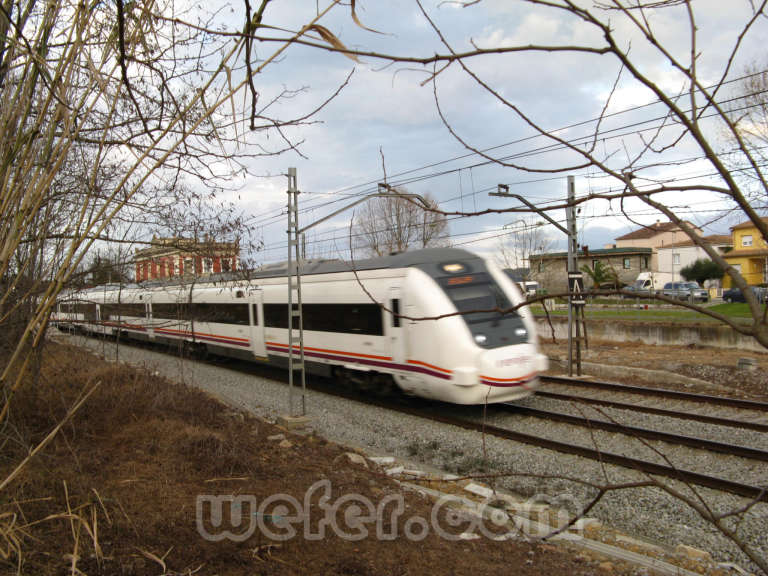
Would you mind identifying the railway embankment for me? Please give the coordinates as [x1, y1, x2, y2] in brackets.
[2, 339, 621, 576]
[535, 315, 768, 352]
[49, 332, 768, 574]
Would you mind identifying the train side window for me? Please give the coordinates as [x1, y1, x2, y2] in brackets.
[303, 304, 331, 332]
[231, 304, 249, 325]
[264, 304, 288, 328]
[102, 303, 145, 318]
[342, 304, 383, 335]
[152, 303, 177, 319]
[263, 303, 383, 335]
[191, 303, 250, 325]
[391, 299, 400, 328]
[76, 302, 98, 321]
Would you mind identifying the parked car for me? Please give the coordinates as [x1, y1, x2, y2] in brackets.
[622, 279, 658, 298]
[722, 286, 767, 304]
[661, 281, 709, 303]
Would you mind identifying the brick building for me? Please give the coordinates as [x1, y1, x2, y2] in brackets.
[134, 237, 240, 283]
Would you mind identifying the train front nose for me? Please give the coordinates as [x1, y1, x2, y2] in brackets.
[477, 344, 548, 397]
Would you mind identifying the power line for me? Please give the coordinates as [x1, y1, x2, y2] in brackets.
[292, 70, 768, 201]
[242, 93, 768, 233]
[255, 200, 730, 258]
[253, 152, 767, 256]
[237, 71, 768, 251]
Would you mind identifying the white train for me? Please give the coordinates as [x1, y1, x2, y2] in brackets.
[52, 248, 548, 404]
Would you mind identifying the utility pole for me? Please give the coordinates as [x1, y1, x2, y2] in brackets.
[565, 175, 586, 376]
[280, 174, 431, 423]
[285, 167, 307, 421]
[491, 177, 585, 376]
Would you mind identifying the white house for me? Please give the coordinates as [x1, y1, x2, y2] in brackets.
[611, 220, 703, 251]
[656, 235, 732, 287]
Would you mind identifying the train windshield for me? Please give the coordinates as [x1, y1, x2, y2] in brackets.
[437, 272, 528, 348]
[444, 281, 512, 324]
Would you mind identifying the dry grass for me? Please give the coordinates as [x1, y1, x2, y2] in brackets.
[0, 341, 265, 574]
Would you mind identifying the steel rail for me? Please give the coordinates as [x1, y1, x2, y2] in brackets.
[536, 390, 768, 433]
[408, 405, 768, 502]
[501, 404, 768, 462]
[541, 375, 768, 411]
[150, 341, 768, 501]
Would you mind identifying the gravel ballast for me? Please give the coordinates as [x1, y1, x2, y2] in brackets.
[61, 333, 768, 572]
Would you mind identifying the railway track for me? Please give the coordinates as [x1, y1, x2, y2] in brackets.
[309, 376, 768, 502]
[542, 375, 768, 411]
[411, 403, 768, 502]
[538, 376, 768, 433]
[60, 333, 768, 503]
[500, 403, 768, 461]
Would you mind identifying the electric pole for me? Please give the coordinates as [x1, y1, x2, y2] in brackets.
[286, 167, 307, 420]
[491, 176, 585, 376]
[565, 175, 585, 376]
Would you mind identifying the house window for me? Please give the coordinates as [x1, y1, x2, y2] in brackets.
[623, 258, 631, 269]
[742, 235, 753, 247]
[673, 253, 680, 265]
[641, 256, 648, 270]
[732, 264, 742, 274]
[592, 260, 599, 270]
[221, 258, 232, 272]
[203, 258, 213, 274]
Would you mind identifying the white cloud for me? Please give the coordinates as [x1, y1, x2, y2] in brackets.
[181, 1, 766, 264]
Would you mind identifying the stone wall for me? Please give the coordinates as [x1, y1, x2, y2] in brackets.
[534, 316, 768, 353]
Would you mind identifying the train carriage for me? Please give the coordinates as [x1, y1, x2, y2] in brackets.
[52, 248, 548, 404]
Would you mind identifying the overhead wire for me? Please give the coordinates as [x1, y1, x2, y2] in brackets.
[254, 151, 768, 256]
[237, 70, 768, 259]
[292, 69, 768, 201]
[256, 201, 733, 258]
[257, 191, 733, 256]
[243, 89, 767, 234]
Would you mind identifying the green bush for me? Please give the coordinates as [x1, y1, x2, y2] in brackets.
[680, 259, 724, 285]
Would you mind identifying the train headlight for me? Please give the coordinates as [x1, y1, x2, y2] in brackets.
[515, 328, 528, 337]
[474, 334, 487, 345]
[442, 263, 466, 273]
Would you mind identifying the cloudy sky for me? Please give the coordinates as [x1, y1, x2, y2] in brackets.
[199, 0, 768, 267]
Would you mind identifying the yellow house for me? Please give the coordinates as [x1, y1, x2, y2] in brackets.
[723, 217, 768, 288]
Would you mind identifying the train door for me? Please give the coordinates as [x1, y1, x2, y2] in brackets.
[388, 287, 407, 365]
[249, 288, 267, 360]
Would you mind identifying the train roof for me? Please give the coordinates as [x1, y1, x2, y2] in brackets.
[60, 248, 485, 297]
[248, 247, 481, 279]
